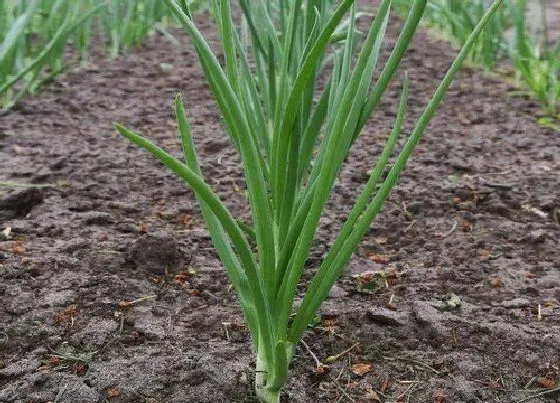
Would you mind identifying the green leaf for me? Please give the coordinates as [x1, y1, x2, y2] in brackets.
[165, 0, 276, 300]
[115, 122, 275, 365]
[175, 93, 260, 342]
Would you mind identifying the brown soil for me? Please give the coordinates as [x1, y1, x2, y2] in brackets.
[0, 7, 559, 403]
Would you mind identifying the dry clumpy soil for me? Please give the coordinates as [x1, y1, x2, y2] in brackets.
[1, 7, 559, 403]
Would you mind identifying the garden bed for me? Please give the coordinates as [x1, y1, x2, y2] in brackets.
[0, 6, 559, 403]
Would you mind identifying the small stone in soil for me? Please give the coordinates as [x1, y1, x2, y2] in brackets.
[79, 211, 113, 225]
[367, 307, 406, 326]
[484, 193, 510, 216]
[525, 229, 549, 244]
[412, 301, 449, 344]
[0, 188, 44, 220]
[500, 297, 532, 309]
[127, 232, 184, 275]
[329, 285, 348, 299]
[535, 194, 557, 212]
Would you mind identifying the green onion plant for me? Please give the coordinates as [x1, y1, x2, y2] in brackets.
[102, 0, 170, 59]
[395, 0, 510, 70]
[1, 0, 198, 111]
[509, 0, 559, 116]
[394, 0, 559, 117]
[99, 0, 207, 59]
[0, 0, 104, 110]
[115, 0, 503, 401]
[430, 0, 509, 69]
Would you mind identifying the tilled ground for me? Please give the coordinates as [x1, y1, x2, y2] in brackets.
[0, 5, 559, 403]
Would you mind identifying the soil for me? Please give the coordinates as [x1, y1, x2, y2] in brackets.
[1, 4, 559, 403]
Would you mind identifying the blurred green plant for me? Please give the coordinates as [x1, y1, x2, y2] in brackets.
[0, 0, 207, 111]
[394, 0, 559, 117]
[0, 0, 104, 110]
[102, 0, 171, 59]
[509, 0, 559, 116]
[395, 0, 510, 69]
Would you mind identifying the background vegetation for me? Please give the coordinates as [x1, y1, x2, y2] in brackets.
[1, 0, 558, 118]
[395, 0, 559, 119]
[0, 0, 206, 111]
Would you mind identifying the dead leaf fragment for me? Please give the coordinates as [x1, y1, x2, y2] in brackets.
[368, 254, 390, 264]
[319, 319, 337, 338]
[351, 363, 372, 376]
[118, 300, 133, 309]
[537, 377, 558, 389]
[346, 381, 360, 390]
[71, 362, 87, 376]
[373, 236, 388, 245]
[117, 295, 156, 310]
[53, 304, 78, 326]
[137, 223, 149, 233]
[173, 272, 190, 286]
[482, 378, 501, 389]
[314, 363, 330, 376]
[353, 271, 385, 294]
[379, 377, 392, 393]
[434, 388, 447, 403]
[543, 299, 559, 309]
[107, 387, 121, 398]
[489, 277, 503, 288]
[38, 355, 61, 371]
[179, 213, 193, 228]
[353, 268, 398, 294]
[479, 249, 491, 261]
[11, 240, 25, 255]
[384, 267, 399, 286]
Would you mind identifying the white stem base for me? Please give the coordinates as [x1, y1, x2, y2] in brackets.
[255, 346, 282, 403]
[256, 387, 281, 403]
